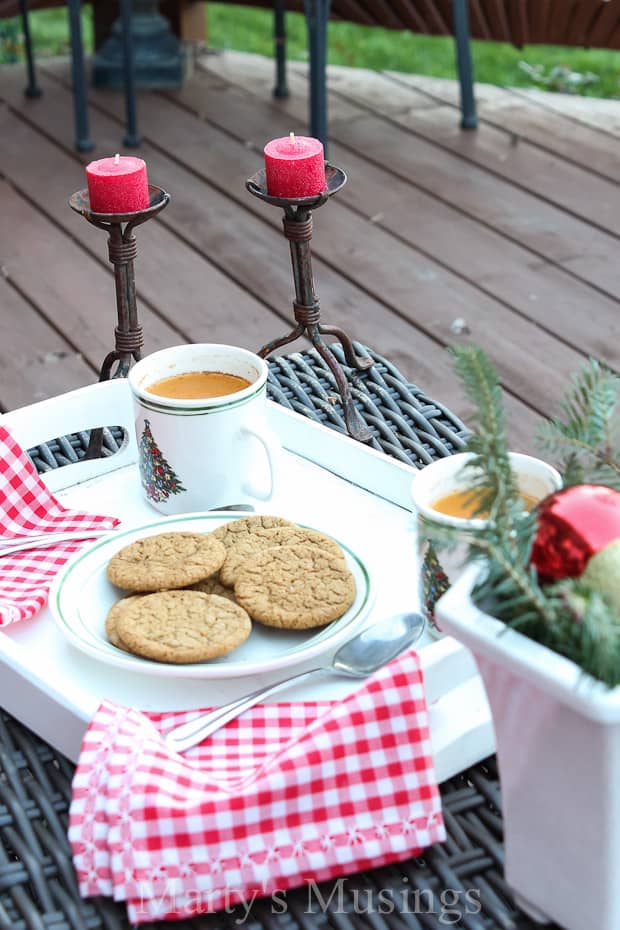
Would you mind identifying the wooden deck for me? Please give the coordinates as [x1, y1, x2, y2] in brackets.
[1, 49, 620, 453]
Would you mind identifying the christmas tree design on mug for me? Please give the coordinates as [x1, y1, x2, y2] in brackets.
[139, 419, 186, 503]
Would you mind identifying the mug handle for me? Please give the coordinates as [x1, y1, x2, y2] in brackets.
[240, 425, 280, 501]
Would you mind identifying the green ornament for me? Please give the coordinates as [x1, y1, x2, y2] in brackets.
[581, 539, 620, 611]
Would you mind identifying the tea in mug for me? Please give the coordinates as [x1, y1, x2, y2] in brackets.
[147, 370, 252, 400]
[431, 487, 539, 520]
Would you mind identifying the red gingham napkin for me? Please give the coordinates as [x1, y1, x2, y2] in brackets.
[69, 647, 445, 924]
[0, 424, 120, 625]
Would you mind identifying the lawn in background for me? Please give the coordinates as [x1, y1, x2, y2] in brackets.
[2, 2, 620, 98]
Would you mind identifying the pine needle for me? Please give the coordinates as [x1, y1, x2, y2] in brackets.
[449, 345, 519, 519]
[537, 358, 620, 488]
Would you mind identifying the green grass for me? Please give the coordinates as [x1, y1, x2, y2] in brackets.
[0, 6, 93, 62]
[2, 2, 620, 98]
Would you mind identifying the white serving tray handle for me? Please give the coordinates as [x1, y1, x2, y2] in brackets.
[1, 380, 137, 493]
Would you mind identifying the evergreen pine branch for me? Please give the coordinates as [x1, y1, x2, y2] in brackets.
[470, 514, 553, 627]
[449, 346, 519, 519]
[536, 358, 620, 487]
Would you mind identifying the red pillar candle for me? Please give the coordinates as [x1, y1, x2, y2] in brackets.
[264, 133, 326, 198]
[85, 154, 150, 214]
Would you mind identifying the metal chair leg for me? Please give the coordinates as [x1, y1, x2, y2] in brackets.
[273, 0, 289, 98]
[18, 0, 42, 98]
[119, 0, 142, 146]
[67, 0, 94, 151]
[453, 0, 477, 129]
[304, 0, 330, 152]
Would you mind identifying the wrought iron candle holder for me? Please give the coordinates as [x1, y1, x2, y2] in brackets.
[69, 184, 169, 380]
[246, 164, 373, 443]
[69, 184, 169, 456]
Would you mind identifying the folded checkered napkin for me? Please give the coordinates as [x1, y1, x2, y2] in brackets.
[69, 647, 445, 924]
[0, 424, 120, 625]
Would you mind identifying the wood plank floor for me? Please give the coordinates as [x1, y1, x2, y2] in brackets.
[1, 49, 619, 454]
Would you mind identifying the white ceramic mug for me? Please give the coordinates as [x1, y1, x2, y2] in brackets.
[128, 344, 280, 514]
[411, 452, 562, 637]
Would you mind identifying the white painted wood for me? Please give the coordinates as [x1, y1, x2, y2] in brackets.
[430, 677, 494, 784]
[0, 381, 493, 778]
[270, 401, 419, 508]
[1, 379, 137, 492]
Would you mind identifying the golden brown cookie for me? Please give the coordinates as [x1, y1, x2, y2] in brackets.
[234, 543, 356, 629]
[106, 532, 226, 592]
[105, 595, 144, 651]
[190, 575, 238, 602]
[115, 590, 252, 663]
[212, 515, 295, 551]
[220, 525, 345, 588]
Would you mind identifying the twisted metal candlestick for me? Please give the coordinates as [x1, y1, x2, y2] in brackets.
[69, 185, 169, 380]
[69, 184, 169, 455]
[247, 164, 373, 443]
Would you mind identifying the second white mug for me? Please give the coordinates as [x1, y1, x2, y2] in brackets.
[411, 452, 562, 636]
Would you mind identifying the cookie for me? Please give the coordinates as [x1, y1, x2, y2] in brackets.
[105, 595, 144, 650]
[106, 532, 226, 592]
[212, 515, 295, 551]
[234, 543, 356, 629]
[115, 590, 252, 663]
[220, 525, 345, 588]
[190, 575, 238, 602]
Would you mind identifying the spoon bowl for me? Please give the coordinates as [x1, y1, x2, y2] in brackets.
[331, 610, 426, 677]
[164, 611, 425, 753]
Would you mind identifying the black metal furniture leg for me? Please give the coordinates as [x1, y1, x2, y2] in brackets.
[453, 0, 477, 129]
[119, 0, 142, 147]
[67, 0, 94, 151]
[273, 0, 289, 99]
[18, 0, 42, 98]
[304, 0, 330, 152]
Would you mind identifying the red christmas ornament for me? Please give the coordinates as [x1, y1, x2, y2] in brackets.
[530, 484, 620, 582]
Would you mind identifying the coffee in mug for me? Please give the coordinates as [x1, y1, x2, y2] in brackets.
[147, 371, 252, 400]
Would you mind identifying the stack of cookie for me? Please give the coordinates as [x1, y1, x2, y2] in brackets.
[105, 515, 357, 664]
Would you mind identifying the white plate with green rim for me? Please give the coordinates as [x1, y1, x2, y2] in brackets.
[49, 513, 375, 678]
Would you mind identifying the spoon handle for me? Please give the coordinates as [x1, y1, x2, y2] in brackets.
[163, 666, 326, 753]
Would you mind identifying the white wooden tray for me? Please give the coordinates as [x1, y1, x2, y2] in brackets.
[0, 379, 493, 781]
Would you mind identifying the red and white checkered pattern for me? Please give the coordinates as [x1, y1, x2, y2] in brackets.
[0, 425, 120, 625]
[70, 648, 445, 924]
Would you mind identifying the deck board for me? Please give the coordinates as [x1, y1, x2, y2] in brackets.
[188, 61, 620, 368]
[388, 74, 620, 183]
[1, 50, 619, 455]
[0, 275, 93, 409]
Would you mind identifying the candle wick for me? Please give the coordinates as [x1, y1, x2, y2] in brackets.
[114, 153, 120, 165]
[289, 131, 296, 146]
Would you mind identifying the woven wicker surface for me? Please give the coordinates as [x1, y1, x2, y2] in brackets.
[266, 345, 470, 466]
[5, 347, 548, 930]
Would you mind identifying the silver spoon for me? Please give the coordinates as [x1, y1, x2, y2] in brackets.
[164, 611, 426, 754]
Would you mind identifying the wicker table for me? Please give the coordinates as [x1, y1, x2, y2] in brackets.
[0, 345, 551, 930]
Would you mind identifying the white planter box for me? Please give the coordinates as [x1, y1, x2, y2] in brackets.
[437, 565, 620, 930]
